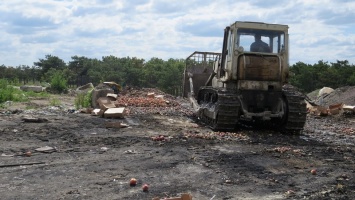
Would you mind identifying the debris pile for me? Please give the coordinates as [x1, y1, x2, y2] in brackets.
[307, 86, 355, 116]
[315, 86, 355, 106]
[115, 96, 173, 107]
[78, 85, 194, 119]
[116, 88, 192, 116]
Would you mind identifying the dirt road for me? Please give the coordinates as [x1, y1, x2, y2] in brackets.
[0, 93, 354, 200]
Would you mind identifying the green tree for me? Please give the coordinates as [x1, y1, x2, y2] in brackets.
[50, 70, 68, 93]
[142, 57, 165, 88]
[120, 57, 145, 87]
[289, 62, 316, 92]
[34, 55, 67, 80]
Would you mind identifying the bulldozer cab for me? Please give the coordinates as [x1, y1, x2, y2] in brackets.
[218, 22, 289, 83]
[236, 30, 285, 53]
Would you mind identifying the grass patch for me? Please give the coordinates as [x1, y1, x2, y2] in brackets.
[0, 79, 53, 105]
[0, 79, 27, 103]
[25, 105, 37, 110]
[49, 97, 61, 106]
[24, 90, 50, 98]
[75, 89, 93, 109]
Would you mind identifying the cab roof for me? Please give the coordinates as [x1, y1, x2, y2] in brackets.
[231, 21, 289, 32]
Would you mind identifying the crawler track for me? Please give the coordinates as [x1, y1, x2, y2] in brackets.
[281, 85, 308, 132]
[197, 85, 307, 133]
[197, 87, 240, 131]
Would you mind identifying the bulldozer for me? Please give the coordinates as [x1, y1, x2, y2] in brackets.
[183, 21, 307, 133]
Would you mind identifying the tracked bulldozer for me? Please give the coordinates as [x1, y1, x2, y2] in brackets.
[183, 21, 307, 133]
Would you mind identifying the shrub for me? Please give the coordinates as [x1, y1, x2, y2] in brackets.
[50, 71, 68, 93]
[0, 79, 22, 103]
[74, 89, 93, 109]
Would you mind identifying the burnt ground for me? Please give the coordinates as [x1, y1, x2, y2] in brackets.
[0, 91, 354, 200]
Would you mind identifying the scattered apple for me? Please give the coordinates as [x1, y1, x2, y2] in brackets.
[142, 184, 149, 192]
[24, 151, 32, 157]
[311, 169, 317, 175]
[129, 178, 137, 186]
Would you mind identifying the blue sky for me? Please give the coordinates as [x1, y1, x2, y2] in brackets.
[1, 0, 355, 66]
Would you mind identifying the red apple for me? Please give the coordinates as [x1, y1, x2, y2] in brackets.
[24, 151, 32, 157]
[142, 184, 149, 191]
[129, 178, 137, 186]
[311, 169, 317, 175]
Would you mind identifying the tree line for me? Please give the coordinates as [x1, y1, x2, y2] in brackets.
[1, 55, 355, 95]
[289, 60, 355, 93]
[0, 55, 185, 96]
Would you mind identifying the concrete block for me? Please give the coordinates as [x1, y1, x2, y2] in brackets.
[92, 88, 114, 108]
[147, 92, 155, 98]
[20, 85, 44, 93]
[104, 107, 127, 118]
[106, 93, 118, 101]
[96, 97, 114, 110]
[155, 95, 164, 100]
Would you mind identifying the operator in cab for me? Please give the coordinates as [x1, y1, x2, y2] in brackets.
[250, 34, 271, 53]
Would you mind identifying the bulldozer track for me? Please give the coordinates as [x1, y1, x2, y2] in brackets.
[197, 86, 307, 133]
[281, 86, 307, 133]
[198, 87, 240, 131]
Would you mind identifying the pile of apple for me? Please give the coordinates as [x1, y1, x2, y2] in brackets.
[183, 131, 249, 141]
[273, 146, 292, 153]
[341, 127, 355, 135]
[129, 178, 149, 192]
[151, 135, 166, 141]
[116, 96, 171, 107]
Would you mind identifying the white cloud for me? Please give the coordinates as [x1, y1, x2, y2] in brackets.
[1, 0, 355, 66]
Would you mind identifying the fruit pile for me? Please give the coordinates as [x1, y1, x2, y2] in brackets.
[116, 96, 171, 107]
[183, 131, 249, 141]
[151, 135, 167, 141]
[341, 127, 355, 135]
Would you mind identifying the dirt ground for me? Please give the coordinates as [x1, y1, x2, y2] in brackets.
[0, 89, 354, 200]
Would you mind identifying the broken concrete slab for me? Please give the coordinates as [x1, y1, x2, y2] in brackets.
[147, 92, 155, 98]
[101, 102, 116, 110]
[97, 97, 111, 105]
[318, 87, 334, 97]
[308, 105, 328, 116]
[20, 85, 45, 93]
[76, 83, 94, 94]
[103, 82, 121, 94]
[91, 109, 102, 116]
[308, 102, 355, 116]
[328, 103, 343, 115]
[343, 105, 355, 113]
[97, 109, 105, 117]
[97, 97, 116, 110]
[328, 108, 340, 115]
[35, 146, 56, 153]
[92, 88, 114, 108]
[104, 107, 127, 118]
[329, 103, 343, 110]
[79, 108, 94, 114]
[106, 93, 118, 101]
[155, 95, 164, 100]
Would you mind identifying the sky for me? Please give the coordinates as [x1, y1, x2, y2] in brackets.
[1, 0, 355, 67]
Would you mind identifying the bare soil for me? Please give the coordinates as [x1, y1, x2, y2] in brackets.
[0, 90, 354, 200]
